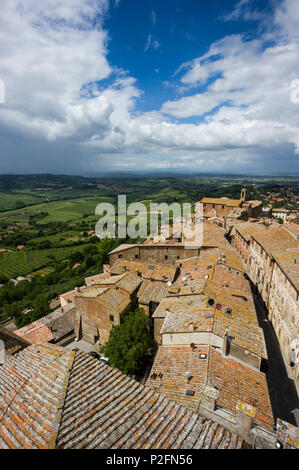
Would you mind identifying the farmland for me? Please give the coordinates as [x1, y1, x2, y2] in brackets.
[0, 244, 94, 281]
[0, 173, 298, 329]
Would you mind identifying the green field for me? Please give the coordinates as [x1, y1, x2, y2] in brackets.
[0, 196, 116, 224]
[0, 244, 93, 281]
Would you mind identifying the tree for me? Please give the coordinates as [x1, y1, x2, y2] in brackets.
[104, 308, 155, 376]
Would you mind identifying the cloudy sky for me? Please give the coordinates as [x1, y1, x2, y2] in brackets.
[0, 0, 299, 174]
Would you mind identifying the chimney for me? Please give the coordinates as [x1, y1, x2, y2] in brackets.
[223, 329, 230, 356]
[235, 401, 256, 441]
[200, 385, 219, 412]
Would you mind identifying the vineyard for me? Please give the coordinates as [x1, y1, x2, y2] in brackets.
[0, 245, 92, 281]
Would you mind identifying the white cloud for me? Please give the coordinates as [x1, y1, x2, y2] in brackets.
[222, 0, 266, 23]
[144, 34, 159, 52]
[144, 34, 152, 52]
[0, 0, 298, 173]
[151, 10, 157, 26]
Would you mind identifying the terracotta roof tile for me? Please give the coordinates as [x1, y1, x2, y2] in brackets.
[0, 343, 245, 449]
[147, 346, 274, 431]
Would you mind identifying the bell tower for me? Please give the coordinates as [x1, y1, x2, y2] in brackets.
[240, 188, 246, 202]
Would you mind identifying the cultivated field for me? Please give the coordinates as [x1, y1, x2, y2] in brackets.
[0, 245, 93, 281]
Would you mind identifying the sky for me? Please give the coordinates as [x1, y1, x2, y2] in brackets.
[0, 0, 299, 175]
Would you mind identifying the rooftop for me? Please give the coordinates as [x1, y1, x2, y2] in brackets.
[162, 263, 267, 358]
[85, 272, 110, 286]
[200, 197, 242, 207]
[234, 222, 299, 292]
[108, 243, 139, 255]
[110, 259, 177, 282]
[152, 296, 208, 319]
[0, 342, 245, 449]
[14, 309, 76, 345]
[138, 279, 168, 305]
[147, 346, 274, 431]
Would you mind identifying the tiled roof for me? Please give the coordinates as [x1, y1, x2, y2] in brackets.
[147, 346, 274, 432]
[108, 244, 139, 255]
[147, 346, 209, 411]
[0, 343, 73, 449]
[160, 263, 266, 358]
[200, 197, 241, 207]
[137, 280, 168, 305]
[75, 286, 109, 298]
[161, 307, 214, 334]
[80, 272, 141, 298]
[85, 273, 110, 286]
[168, 279, 207, 297]
[203, 265, 267, 357]
[14, 309, 76, 346]
[98, 287, 131, 314]
[152, 296, 208, 319]
[111, 259, 177, 282]
[208, 349, 273, 431]
[235, 222, 299, 291]
[283, 224, 299, 239]
[116, 271, 142, 294]
[15, 322, 54, 344]
[0, 343, 244, 449]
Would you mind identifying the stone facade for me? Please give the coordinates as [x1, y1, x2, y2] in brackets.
[233, 222, 299, 391]
[109, 244, 201, 267]
[74, 288, 133, 346]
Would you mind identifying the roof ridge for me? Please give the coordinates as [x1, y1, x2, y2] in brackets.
[49, 349, 76, 449]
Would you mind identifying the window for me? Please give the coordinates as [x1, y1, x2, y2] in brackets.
[135, 254, 139, 259]
[110, 315, 114, 322]
[119, 254, 122, 259]
[165, 255, 168, 260]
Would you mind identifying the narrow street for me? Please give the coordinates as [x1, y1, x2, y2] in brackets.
[252, 290, 299, 426]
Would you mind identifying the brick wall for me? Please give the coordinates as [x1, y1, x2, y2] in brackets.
[75, 296, 130, 345]
[109, 245, 201, 267]
[203, 203, 237, 217]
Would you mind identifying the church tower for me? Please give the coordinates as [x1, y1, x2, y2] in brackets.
[240, 188, 246, 202]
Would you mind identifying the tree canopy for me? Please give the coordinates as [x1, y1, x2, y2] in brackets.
[104, 308, 155, 376]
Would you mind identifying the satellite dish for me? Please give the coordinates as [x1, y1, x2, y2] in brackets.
[182, 276, 187, 282]
[167, 281, 172, 286]
[204, 275, 209, 279]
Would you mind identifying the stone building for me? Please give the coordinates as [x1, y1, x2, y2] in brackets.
[272, 208, 290, 223]
[0, 341, 253, 449]
[108, 242, 201, 267]
[200, 189, 262, 220]
[146, 245, 274, 436]
[14, 307, 76, 347]
[74, 271, 142, 346]
[232, 222, 299, 392]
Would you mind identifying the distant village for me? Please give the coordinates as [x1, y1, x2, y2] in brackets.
[0, 188, 298, 449]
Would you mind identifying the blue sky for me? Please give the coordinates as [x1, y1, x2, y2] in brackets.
[0, 0, 299, 174]
[105, 0, 269, 113]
